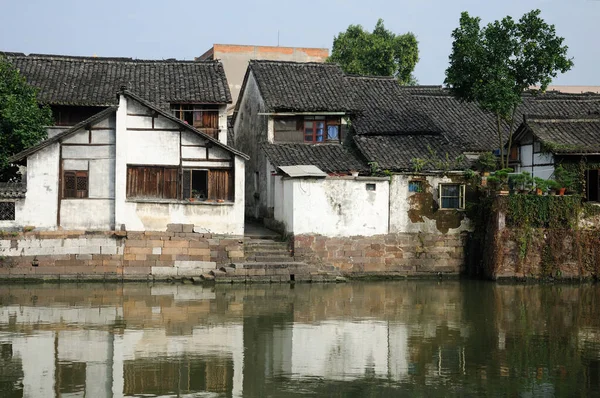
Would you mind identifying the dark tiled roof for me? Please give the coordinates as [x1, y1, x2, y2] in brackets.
[521, 115, 600, 154]
[2, 53, 232, 109]
[249, 60, 355, 112]
[262, 143, 367, 174]
[0, 183, 26, 199]
[396, 87, 600, 152]
[347, 76, 441, 135]
[353, 134, 467, 172]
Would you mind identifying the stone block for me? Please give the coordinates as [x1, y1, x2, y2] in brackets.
[164, 240, 189, 248]
[166, 224, 183, 233]
[228, 250, 244, 258]
[152, 266, 178, 276]
[123, 266, 151, 275]
[76, 254, 93, 261]
[182, 224, 194, 233]
[79, 246, 102, 255]
[101, 246, 118, 255]
[125, 240, 147, 248]
[127, 247, 152, 255]
[152, 247, 162, 255]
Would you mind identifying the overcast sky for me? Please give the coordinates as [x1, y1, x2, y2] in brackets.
[1, 0, 598, 85]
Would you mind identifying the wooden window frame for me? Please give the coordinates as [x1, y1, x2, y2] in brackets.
[171, 104, 220, 139]
[63, 170, 89, 199]
[182, 168, 234, 202]
[126, 165, 234, 202]
[303, 116, 341, 143]
[438, 183, 465, 210]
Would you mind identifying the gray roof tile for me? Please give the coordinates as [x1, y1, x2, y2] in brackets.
[520, 115, 600, 154]
[250, 60, 355, 113]
[3, 53, 232, 110]
[262, 143, 367, 174]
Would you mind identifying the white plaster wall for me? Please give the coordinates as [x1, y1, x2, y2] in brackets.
[59, 116, 116, 230]
[121, 156, 245, 235]
[519, 144, 555, 179]
[218, 104, 228, 145]
[278, 177, 389, 237]
[389, 175, 472, 235]
[114, 95, 245, 234]
[6, 143, 60, 230]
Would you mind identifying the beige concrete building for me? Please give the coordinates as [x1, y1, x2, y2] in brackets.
[197, 44, 329, 113]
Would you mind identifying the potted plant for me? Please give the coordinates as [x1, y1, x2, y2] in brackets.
[553, 164, 576, 195]
[475, 152, 498, 176]
[547, 179, 561, 195]
[510, 172, 533, 194]
[490, 168, 512, 195]
[534, 177, 550, 195]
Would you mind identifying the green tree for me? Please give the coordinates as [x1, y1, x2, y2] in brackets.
[328, 19, 419, 85]
[444, 9, 573, 169]
[0, 56, 51, 181]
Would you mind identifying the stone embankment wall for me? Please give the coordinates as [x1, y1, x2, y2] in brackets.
[293, 233, 467, 276]
[478, 198, 600, 280]
[0, 224, 243, 281]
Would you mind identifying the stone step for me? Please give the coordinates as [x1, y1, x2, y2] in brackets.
[245, 238, 287, 244]
[244, 245, 291, 252]
[245, 250, 293, 257]
[176, 260, 217, 269]
[209, 269, 227, 277]
[200, 273, 215, 281]
[246, 256, 296, 263]
[219, 266, 236, 273]
[242, 262, 309, 270]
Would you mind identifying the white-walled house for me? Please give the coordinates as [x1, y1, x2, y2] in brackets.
[2, 91, 247, 234]
[511, 114, 600, 200]
[0, 53, 247, 234]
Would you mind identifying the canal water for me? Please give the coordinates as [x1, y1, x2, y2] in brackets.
[0, 281, 599, 397]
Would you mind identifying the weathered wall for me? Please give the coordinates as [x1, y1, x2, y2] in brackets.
[0, 226, 244, 280]
[478, 198, 600, 280]
[293, 233, 467, 276]
[115, 96, 245, 235]
[274, 177, 390, 237]
[232, 72, 269, 219]
[60, 113, 116, 230]
[389, 174, 472, 235]
[9, 144, 60, 230]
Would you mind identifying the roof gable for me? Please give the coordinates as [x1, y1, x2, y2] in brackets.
[2, 53, 232, 110]
[8, 106, 118, 162]
[249, 60, 355, 113]
[517, 115, 600, 154]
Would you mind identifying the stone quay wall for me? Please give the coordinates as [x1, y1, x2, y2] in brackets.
[292, 232, 467, 277]
[0, 224, 244, 281]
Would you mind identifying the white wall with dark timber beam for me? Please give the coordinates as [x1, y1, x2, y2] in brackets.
[59, 114, 116, 230]
[115, 95, 244, 235]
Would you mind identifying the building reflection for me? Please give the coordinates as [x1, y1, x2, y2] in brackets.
[0, 282, 599, 397]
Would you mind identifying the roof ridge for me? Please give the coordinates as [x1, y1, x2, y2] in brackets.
[2, 52, 219, 64]
[345, 74, 397, 80]
[249, 59, 337, 67]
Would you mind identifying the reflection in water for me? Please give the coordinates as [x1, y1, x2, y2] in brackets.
[0, 281, 599, 397]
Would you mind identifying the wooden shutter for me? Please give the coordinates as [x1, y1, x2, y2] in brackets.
[182, 169, 191, 199]
[64, 171, 76, 198]
[63, 171, 88, 198]
[208, 169, 233, 201]
[127, 166, 178, 199]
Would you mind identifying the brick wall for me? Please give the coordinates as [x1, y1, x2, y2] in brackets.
[0, 224, 243, 280]
[292, 233, 467, 276]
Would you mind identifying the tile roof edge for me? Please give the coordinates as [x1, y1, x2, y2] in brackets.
[8, 106, 118, 162]
[2, 51, 222, 64]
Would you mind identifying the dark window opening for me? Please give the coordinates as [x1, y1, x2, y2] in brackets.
[171, 104, 219, 139]
[183, 170, 208, 200]
[0, 202, 15, 221]
[52, 105, 106, 126]
[439, 184, 465, 209]
[366, 183, 376, 191]
[587, 169, 599, 202]
[63, 171, 88, 199]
